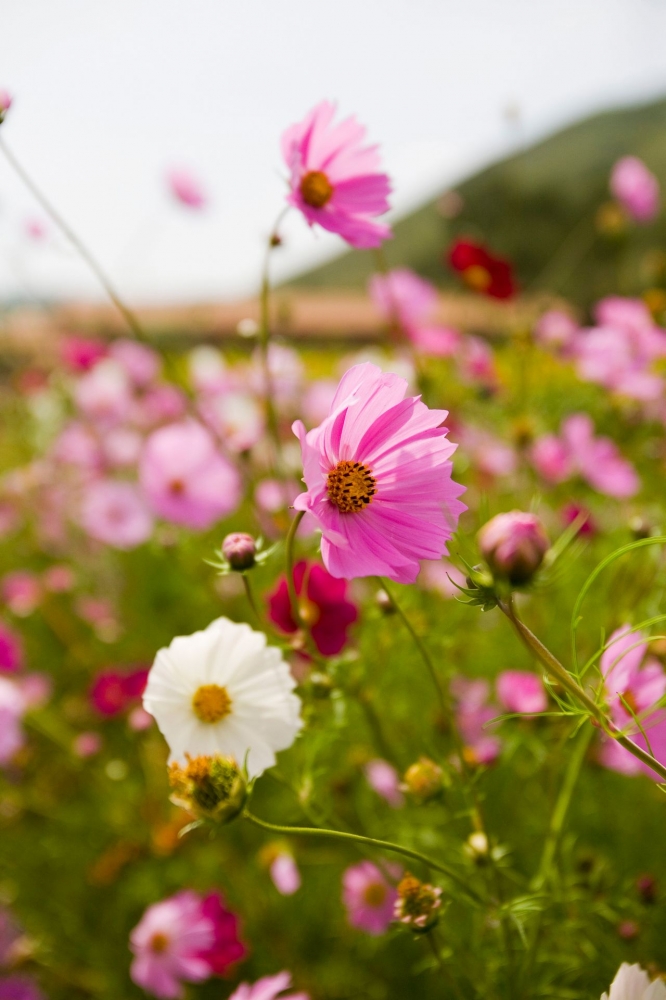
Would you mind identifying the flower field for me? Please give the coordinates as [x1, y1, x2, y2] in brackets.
[1, 93, 666, 999]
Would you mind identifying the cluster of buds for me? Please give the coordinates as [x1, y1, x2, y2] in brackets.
[168, 753, 247, 823]
[0, 90, 11, 126]
[394, 874, 443, 932]
[478, 510, 550, 587]
[211, 532, 276, 574]
[401, 756, 444, 803]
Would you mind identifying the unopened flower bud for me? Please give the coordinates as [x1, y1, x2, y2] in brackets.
[402, 756, 443, 803]
[375, 589, 395, 614]
[637, 874, 657, 904]
[222, 532, 256, 571]
[394, 874, 443, 931]
[0, 90, 12, 125]
[168, 753, 246, 823]
[464, 831, 489, 863]
[478, 510, 549, 586]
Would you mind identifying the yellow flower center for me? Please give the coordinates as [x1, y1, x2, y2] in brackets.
[149, 932, 170, 954]
[463, 264, 492, 291]
[326, 460, 377, 514]
[192, 684, 233, 724]
[363, 881, 388, 907]
[300, 170, 334, 209]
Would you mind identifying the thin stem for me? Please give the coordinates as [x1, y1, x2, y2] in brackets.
[241, 574, 263, 625]
[258, 208, 289, 478]
[284, 510, 305, 628]
[243, 809, 482, 903]
[498, 597, 666, 782]
[0, 135, 147, 342]
[426, 932, 465, 1000]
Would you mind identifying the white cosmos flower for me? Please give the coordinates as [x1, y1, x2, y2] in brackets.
[143, 617, 302, 779]
[601, 964, 666, 1000]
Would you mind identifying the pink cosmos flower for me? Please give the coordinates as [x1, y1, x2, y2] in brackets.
[420, 559, 466, 598]
[75, 359, 131, 426]
[188, 347, 229, 396]
[42, 564, 75, 593]
[229, 972, 308, 1000]
[301, 380, 339, 428]
[599, 626, 666, 779]
[610, 156, 659, 222]
[268, 560, 358, 655]
[109, 340, 161, 387]
[198, 391, 264, 453]
[292, 363, 466, 583]
[73, 732, 102, 758]
[369, 269, 460, 357]
[1, 573, 41, 617]
[166, 168, 207, 209]
[130, 890, 245, 999]
[531, 414, 639, 499]
[60, 336, 107, 372]
[364, 758, 404, 808]
[282, 101, 392, 248]
[139, 420, 242, 530]
[496, 671, 547, 715]
[269, 853, 301, 896]
[342, 861, 399, 935]
[0, 678, 26, 766]
[90, 667, 149, 716]
[53, 422, 101, 472]
[0, 624, 22, 674]
[0, 91, 12, 115]
[24, 218, 47, 241]
[457, 336, 498, 389]
[451, 677, 501, 765]
[80, 480, 153, 549]
[133, 384, 188, 428]
[103, 428, 143, 468]
[534, 310, 578, 349]
[458, 425, 517, 479]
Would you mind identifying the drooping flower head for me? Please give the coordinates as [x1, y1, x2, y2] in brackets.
[282, 102, 392, 249]
[143, 617, 302, 779]
[601, 962, 666, 1000]
[229, 971, 309, 1000]
[129, 889, 245, 999]
[342, 861, 399, 935]
[610, 157, 660, 223]
[292, 363, 466, 583]
[447, 239, 516, 299]
[268, 560, 358, 655]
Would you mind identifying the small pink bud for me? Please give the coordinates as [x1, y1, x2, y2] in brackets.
[222, 532, 256, 571]
[0, 90, 12, 122]
[73, 732, 102, 758]
[478, 511, 549, 586]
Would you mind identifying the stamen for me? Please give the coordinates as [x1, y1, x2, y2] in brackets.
[326, 460, 377, 514]
[192, 684, 233, 724]
[300, 170, 334, 208]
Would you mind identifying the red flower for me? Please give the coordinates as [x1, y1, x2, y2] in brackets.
[447, 239, 516, 299]
[268, 560, 358, 656]
[90, 667, 149, 716]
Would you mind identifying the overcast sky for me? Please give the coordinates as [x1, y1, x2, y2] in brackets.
[2, 0, 666, 305]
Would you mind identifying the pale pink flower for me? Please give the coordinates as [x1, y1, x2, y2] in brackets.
[128, 706, 154, 731]
[0, 91, 12, 115]
[459, 425, 517, 479]
[599, 626, 666, 779]
[198, 391, 264, 452]
[73, 732, 102, 758]
[369, 269, 460, 357]
[250, 344, 305, 408]
[282, 101, 391, 248]
[451, 677, 501, 764]
[0, 678, 26, 765]
[166, 168, 207, 209]
[17, 673, 51, 710]
[420, 559, 466, 598]
[534, 309, 578, 349]
[530, 435, 572, 484]
[458, 336, 498, 388]
[496, 671, 547, 715]
[255, 479, 297, 513]
[1, 573, 41, 617]
[79, 480, 153, 549]
[292, 363, 466, 583]
[270, 853, 301, 895]
[188, 347, 228, 396]
[573, 326, 664, 401]
[139, 420, 242, 530]
[53, 423, 102, 472]
[103, 428, 143, 468]
[229, 972, 308, 1000]
[610, 156, 659, 222]
[75, 359, 131, 426]
[42, 564, 75, 593]
[133, 385, 187, 428]
[109, 340, 161, 387]
[0, 624, 22, 674]
[301, 379, 338, 427]
[562, 414, 639, 499]
[24, 218, 47, 241]
[342, 861, 399, 935]
[364, 758, 404, 808]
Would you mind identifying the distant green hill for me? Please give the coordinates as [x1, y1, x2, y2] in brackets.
[288, 97, 666, 310]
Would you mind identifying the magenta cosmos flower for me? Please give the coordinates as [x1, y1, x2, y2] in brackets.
[139, 420, 242, 530]
[0, 623, 22, 674]
[130, 890, 245, 999]
[282, 101, 391, 248]
[496, 670, 547, 715]
[229, 971, 309, 1000]
[267, 560, 358, 655]
[293, 363, 466, 583]
[342, 861, 399, 935]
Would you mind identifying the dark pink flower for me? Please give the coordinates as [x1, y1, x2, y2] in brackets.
[198, 892, 247, 976]
[268, 560, 358, 656]
[0, 624, 22, 674]
[292, 363, 466, 583]
[140, 420, 242, 530]
[60, 336, 107, 372]
[90, 667, 148, 717]
[342, 861, 399, 935]
[496, 671, 547, 714]
[610, 156, 659, 223]
[282, 101, 391, 249]
[0, 976, 45, 1000]
[166, 168, 207, 209]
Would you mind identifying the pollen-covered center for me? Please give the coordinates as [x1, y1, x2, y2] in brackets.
[192, 684, 233, 724]
[463, 264, 491, 292]
[149, 932, 170, 954]
[300, 170, 334, 208]
[326, 460, 377, 513]
[363, 882, 388, 908]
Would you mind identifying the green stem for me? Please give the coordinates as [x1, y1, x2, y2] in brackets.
[0, 135, 147, 342]
[498, 598, 666, 782]
[241, 574, 263, 625]
[258, 208, 289, 478]
[243, 810, 482, 903]
[284, 510, 305, 629]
